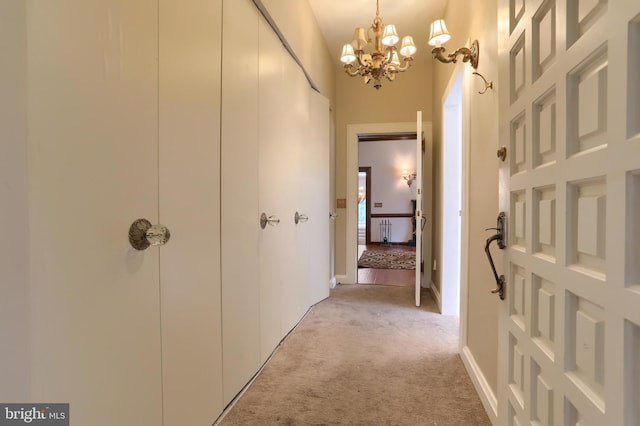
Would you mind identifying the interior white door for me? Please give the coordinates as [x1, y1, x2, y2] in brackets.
[280, 49, 310, 334]
[497, 1, 640, 424]
[220, 0, 261, 405]
[258, 16, 287, 360]
[27, 1, 163, 424]
[306, 89, 331, 306]
[158, 0, 224, 422]
[415, 111, 423, 306]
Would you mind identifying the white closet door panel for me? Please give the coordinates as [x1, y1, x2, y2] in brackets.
[258, 17, 286, 361]
[281, 52, 310, 334]
[159, 0, 224, 422]
[27, 1, 162, 424]
[306, 90, 331, 306]
[220, 0, 261, 404]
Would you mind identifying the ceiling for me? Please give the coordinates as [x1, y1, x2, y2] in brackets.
[307, 0, 448, 66]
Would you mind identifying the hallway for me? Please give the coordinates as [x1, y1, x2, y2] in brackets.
[218, 285, 489, 425]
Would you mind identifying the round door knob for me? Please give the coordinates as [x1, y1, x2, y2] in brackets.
[294, 212, 309, 224]
[260, 213, 280, 229]
[129, 218, 171, 250]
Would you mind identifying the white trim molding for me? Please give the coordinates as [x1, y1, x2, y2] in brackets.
[346, 121, 432, 285]
[460, 345, 498, 424]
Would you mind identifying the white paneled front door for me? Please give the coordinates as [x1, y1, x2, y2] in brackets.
[497, 0, 640, 424]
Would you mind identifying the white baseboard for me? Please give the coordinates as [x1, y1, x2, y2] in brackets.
[329, 277, 337, 288]
[335, 274, 354, 285]
[460, 345, 498, 425]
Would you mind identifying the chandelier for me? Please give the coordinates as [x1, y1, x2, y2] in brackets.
[339, 0, 416, 90]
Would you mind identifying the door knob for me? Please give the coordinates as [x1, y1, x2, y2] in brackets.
[260, 213, 280, 229]
[129, 218, 171, 250]
[294, 212, 309, 224]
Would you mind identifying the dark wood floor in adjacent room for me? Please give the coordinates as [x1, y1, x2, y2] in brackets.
[357, 244, 416, 287]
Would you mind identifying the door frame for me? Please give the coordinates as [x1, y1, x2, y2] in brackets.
[358, 167, 372, 245]
[345, 121, 433, 285]
[439, 69, 464, 317]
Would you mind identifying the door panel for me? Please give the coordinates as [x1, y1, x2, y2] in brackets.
[306, 90, 331, 306]
[27, 1, 162, 424]
[159, 0, 224, 422]
[258, 17, 285, 361]
[281, 52, 309, 334]
[220, 0, 261, 405]
[497, 1, 640, 424]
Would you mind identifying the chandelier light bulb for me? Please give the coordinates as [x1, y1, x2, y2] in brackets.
[340, 44, 357, 64]
[400, 36, 416, 57]
[381, 24, 399, 46]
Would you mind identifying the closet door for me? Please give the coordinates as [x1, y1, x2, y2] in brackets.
[27, 1, 163, 424]
[220, 0, 261, 405]
[282, 52, 311, 333]
[258, 16, 288, 359]
[305, 90, 331, 306]
[159, 0, 224, 422]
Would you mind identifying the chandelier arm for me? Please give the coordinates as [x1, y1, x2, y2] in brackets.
[343, 65, 362, 77]
[395, 58, 413, 72]
[355, 53, 370, 68]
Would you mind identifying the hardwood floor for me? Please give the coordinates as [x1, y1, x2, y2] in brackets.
[357, 244, 416, 287]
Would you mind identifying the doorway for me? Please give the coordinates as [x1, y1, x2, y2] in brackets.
[356, 134, 417, 287]
[345, 122, 433, 288]
[441, 72, 463, 316]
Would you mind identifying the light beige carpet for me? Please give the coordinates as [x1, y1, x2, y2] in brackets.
[218, 285, 491, 425]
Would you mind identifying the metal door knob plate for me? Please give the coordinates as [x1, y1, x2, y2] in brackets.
[129, 218, 171, 250]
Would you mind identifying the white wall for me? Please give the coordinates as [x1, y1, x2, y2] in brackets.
[431, 0, 500, 418]
[359, 139, 416, 243]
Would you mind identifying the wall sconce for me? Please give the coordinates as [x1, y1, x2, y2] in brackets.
[428, 19, 493, 94]
[402, 170, 416, 187]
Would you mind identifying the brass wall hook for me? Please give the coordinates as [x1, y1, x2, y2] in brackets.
[472, 71, 493, 94]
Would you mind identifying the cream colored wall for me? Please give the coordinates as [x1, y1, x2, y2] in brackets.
[0, 0, 28, 402]
[334, 57, 433, 276]
[431, 0, 500, 398]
